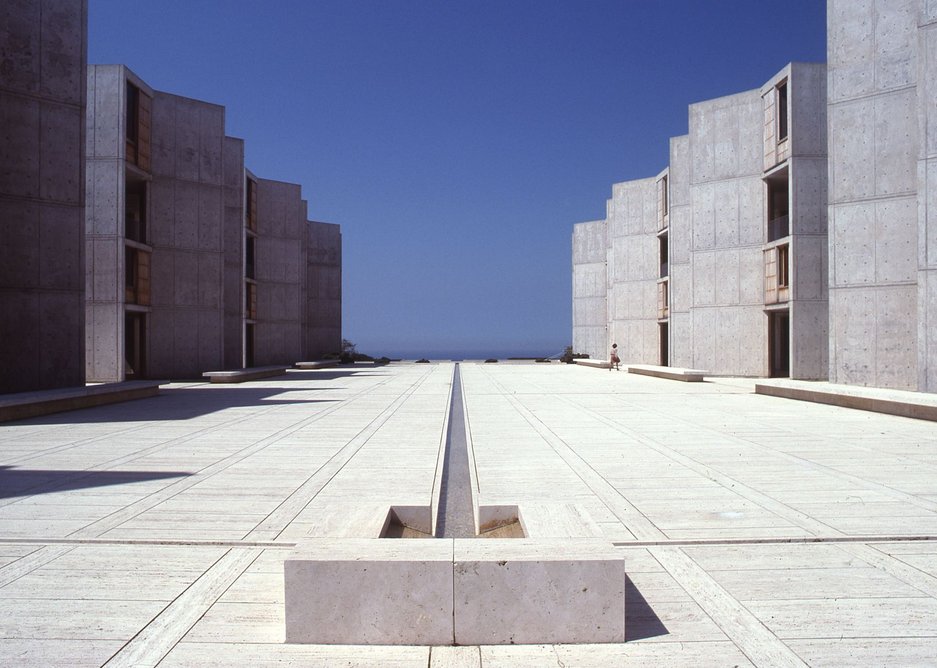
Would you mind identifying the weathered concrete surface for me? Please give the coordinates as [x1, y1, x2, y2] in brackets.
[572, 220, 607, 361]
[0, 0, 87, 394]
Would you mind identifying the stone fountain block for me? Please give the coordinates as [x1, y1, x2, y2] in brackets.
[284, 537, 624, 645]
[284, 538, 453, 645]
[453, 538, 625, 645]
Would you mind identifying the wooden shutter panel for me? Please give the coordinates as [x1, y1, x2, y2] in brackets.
[137, 91, 152, 172]
[137, 251, 151, 306]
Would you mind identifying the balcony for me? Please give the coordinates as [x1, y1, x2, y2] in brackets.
[768, 215, 789, 242]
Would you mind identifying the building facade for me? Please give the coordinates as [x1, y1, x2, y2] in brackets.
[575, 0, 937, 392]
[85, 66, 341, 382]
[0, 0, 87, 393]
[574, 63, 829, 380]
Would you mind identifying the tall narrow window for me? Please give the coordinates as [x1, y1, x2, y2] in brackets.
[246, 236, 256, 279]
[659, 233, 669, 278]
[125, 179, 147, 243]
[246, 178, 258, 231]
[776, 80, 788, 142]
[125, 82, 151, 170]
[126, 82, 138, 151]
[777, 244, 790, 288]
[661, 175, 668, 216]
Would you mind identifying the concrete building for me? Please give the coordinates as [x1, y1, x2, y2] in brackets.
[827, 0, 937, 392]
[85, 66, 341, 381]
[574, 63, 828, 380]
[0, 0, 87, 393]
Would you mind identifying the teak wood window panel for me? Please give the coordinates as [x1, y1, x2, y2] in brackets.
[125, 247, 151, 306]
[125, 82, 152, 171]
[246, 178, 258, 231]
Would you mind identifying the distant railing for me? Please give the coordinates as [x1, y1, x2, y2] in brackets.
[768, 215, 789, 242]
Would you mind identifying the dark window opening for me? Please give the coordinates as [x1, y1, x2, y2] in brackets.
[659, 233, 669, 278]
[125, 312, 146, 380]
[769, 311, 790, 378]
[126, 82, 139, 147]
[659, 322, 669, 367]
[245, 323, 255, 368]
[125, 248, 138, 302]
[125, 179, 147, 243]
[777, 80, 788, 142]
[246, 178, 258, 231]
[246, 282, 256, 320]
[766, 175, 789, 241]
[246, 236, 255, 279]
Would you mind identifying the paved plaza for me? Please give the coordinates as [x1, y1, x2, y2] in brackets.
[1, 363, 937, 666]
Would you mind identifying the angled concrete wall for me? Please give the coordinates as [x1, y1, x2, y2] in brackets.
[917, 9, 937, 392]
[687, 89, 766, 376]
[254, 178, 306, 366]
[222, 137, 244, 370]
[84, 64, 131, 383]
[606, 178, 659, 365]
[305, 221, 342, 360]
[571, 220, 606, 360]
[1, 0, 87, 393]
[146, 92, 227, 379]
[668, 135, 693, 369]
[828, 0, 921, 390]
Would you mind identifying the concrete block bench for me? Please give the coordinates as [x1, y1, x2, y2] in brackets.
[627, 364, 707, 382]
[284, 537, 624, 645]
[294, 360, 341, 370]
[202, 366, 288, 383]
[0, 381, 163, 422]
[573, 358, 611, 370]
[755, 379, 937, 422]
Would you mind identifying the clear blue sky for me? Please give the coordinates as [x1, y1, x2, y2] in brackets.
[89, 1, 826, 359]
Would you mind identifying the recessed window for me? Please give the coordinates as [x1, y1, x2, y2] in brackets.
[659, 233, 669, 278]
[766, 172, 789, 242]
[777, 244, 790, 289]
[776, 80, 788, 142]
[246, 236, 256, 279]
[246, 178, 258, 231]
[125, 179, 146, 243]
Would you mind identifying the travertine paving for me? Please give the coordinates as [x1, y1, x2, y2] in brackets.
[1, 363, 936, 666]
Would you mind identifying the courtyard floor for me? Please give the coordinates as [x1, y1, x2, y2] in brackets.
[1, 362, 936, 666]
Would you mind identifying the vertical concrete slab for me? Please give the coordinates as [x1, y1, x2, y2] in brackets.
[0, 0, 87, 393]
[305, 221, 342, 359]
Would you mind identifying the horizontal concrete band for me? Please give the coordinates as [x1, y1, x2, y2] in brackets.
[201, 366, 289, 383]
[0, 381, 162, 422]
[755, 379, 937, 422]
[627, 364, 707, 382]
[284, 538, 625, 646]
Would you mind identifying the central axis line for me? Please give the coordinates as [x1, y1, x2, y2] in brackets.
[435, 363, 475, 538]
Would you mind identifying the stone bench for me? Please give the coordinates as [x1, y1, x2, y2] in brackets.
[755, 379, 937, 422]
[627, 364, 707, 382]
[284, 537, 624, 645]
[0, 381, 163, 422]
[294, 360, 341, 370]
[202, 366, 288, 383]
[573, 358, 611, 370]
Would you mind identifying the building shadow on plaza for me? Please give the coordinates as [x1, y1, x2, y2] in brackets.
[0, 465, 192, 500]
[18, 385, 340, 425]
[626, 576, 669, 641]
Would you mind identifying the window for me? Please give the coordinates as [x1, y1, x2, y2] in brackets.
[125, 248, 151, 305]
[659, 233, 669, 278]
[245, 282, 257, 320]
[125, 82, 151, 170]
[776, 80, 788, 142]
[766, 172, 789, 242]
[125, 179, 146, 243]
[246, 236, 256, 279]
[246, 178, 258, 231]
[777, 244, 790, 289]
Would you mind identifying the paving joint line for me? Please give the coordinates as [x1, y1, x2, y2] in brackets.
[0, 537, 294, 548]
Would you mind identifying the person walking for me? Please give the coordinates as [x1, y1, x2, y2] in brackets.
[610, 343, 620, 371]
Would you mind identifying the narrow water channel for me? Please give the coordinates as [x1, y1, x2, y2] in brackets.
[435, 363, 475, 538]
